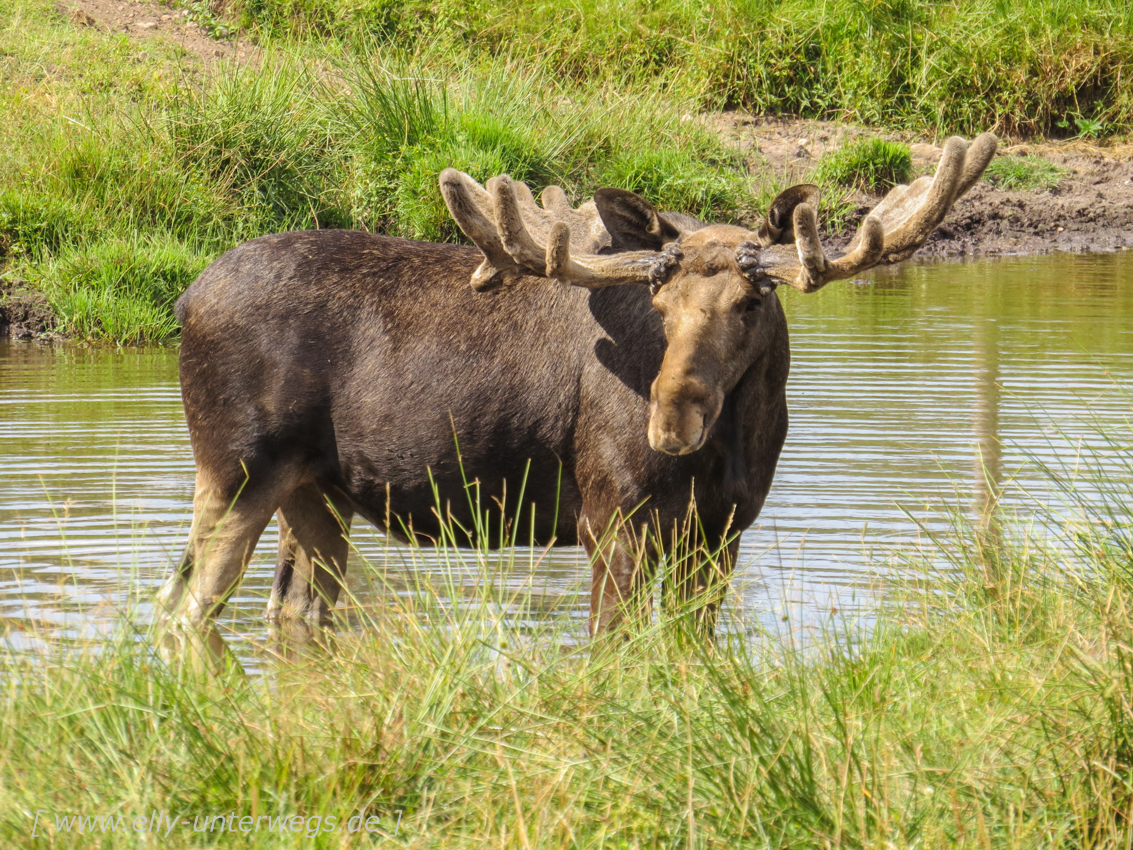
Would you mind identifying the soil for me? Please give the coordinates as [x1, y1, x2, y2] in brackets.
[0, 280, 57, 340]
[716, 114, 1133, 257]
[57, 0, 255, 67]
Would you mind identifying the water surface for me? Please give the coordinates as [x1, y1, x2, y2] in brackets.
[2, 253, 1131, 656]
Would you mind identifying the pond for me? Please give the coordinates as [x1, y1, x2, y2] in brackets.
[2, 253, 1132, 659]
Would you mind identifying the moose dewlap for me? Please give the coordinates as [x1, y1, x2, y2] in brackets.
[158, 133, 997, 646]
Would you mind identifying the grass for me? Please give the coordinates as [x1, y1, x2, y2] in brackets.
[231, 0, 1133, 140]
[814, 138, 913, 193]
[985, 153, 1069, 191]
[5, 411, 1133, 847]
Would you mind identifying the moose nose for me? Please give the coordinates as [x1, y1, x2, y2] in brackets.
[648, 418, 705, 455]
[647, 379, 717, 455]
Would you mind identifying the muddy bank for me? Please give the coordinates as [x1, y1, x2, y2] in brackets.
[718, 114, 1133, 257]
[0, 282, 56, 341]
[920, 161, 1133, 257]
[881, 150, 1133, 258]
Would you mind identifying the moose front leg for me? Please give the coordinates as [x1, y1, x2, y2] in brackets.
[579, 513, 657, 636]
[668, 532, 739, 639]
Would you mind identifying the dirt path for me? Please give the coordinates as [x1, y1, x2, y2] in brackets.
[59, 0, 254, 66]
[50, 0, 1133, 261]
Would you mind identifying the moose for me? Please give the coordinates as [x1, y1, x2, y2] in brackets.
[158, 133, 996, 642]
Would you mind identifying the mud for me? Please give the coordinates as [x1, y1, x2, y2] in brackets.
[0, 281, 57, 340]
[717, 114, 1133, 257]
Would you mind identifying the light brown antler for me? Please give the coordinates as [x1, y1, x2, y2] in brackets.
[748, 132, 998, 293]
[439, 169, 676, 291]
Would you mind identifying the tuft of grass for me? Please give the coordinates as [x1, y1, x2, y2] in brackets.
[24, 236, 210, 344]
[814, 138, 913, 193]
[169, 58, 354, 233]
[985, 153, 1068, 191]
[0, 190, 89, 261]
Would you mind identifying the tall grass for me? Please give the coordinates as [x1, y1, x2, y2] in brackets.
[5, 414, 1133, 847]
[233, 0, 1133, 140]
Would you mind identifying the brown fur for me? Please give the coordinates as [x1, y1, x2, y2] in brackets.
[158, 226, 789, 638]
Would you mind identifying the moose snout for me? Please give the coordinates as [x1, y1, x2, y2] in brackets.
[647, 378, 724, 456]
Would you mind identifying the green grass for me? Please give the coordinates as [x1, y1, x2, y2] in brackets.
[23, 236, 209, 344]
[5, 413, 1133, 847]
[813, 138, 913, 193]
[231, 0, 1133, 140]
[985, 154, 1069, 191]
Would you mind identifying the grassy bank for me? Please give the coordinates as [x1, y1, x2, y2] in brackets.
[2, 0, 1129, 342]
[4, 416, 1133, 848]
[0, 0, 775, 342]
[235, 0, 1133, 140]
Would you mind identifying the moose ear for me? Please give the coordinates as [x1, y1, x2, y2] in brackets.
[594, 188, 682, 252]
[756, 184, 820, 247]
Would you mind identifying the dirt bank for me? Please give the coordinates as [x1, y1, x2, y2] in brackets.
[57, 0, 255, 66]
[0, 281, 56, 340]
[718, 114, 1133, 257]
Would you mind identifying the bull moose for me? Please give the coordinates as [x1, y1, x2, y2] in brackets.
[157, 133, 997, 641]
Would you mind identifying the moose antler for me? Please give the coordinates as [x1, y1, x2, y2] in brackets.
[439, 169, 680, 292]
[443, 132, 996, 295]
[747, 133, 998, 293]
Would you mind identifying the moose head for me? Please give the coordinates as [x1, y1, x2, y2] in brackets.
[440, 133, 996, 457]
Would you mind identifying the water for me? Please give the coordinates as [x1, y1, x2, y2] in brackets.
[2, 253, 1132, 656]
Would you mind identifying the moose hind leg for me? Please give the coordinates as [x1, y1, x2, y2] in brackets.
[156, 469, 278, 629]
[266, 484, 353, 625]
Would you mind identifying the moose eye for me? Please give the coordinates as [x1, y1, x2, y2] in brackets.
[742, 297, 762, 313]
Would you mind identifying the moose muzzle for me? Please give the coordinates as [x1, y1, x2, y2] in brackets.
[647, 375, 725, 456]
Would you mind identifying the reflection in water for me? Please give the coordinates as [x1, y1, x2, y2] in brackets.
[2, 253, 1133, 659]
[973, 302, 1003, 558]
